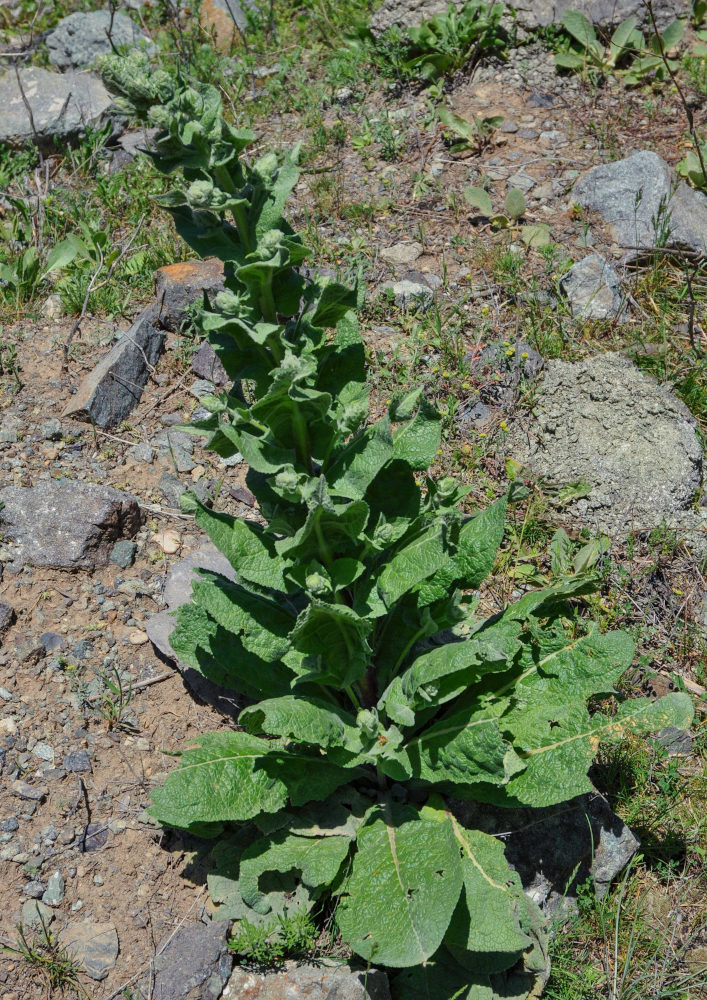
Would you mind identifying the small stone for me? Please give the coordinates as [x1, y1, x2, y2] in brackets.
[129, 442, 154, 464]
[11, 781, 46, 802]
[13, 638, 44, 666]
[42, 871, 66, 906]
[0, 687, 13, 700]
[128, 629, 148, 645]
[39, 632, 64, 652]
[109, 540, 137, 569]
[191, 341, 228, 386]
[653, 726, 693, 756]
[46, 10, 152, 69]
[41, 294, 65, 320]
[0, 818, 19, 833]
[63, 751, 91, 773]
[380, 242, 423, 267]
[40, 418, 62, 441]
[32, 743, 54, 763]
[59, 920, 119, 981]
[189, 379, 216, 400]
[151, 529, 181, 554]
[0, 67, 112, 148]
[559, 254, 626, 320]
[685, 945, 707, 972]
[23, 880, 46, 899]
[389, 279, 434, 310]
[79, 822, 109, 853]
[0, 602, 15, 634]
[40, 825, 58, 842]
[22, 900, 53, 929]
[0, 719, 17, 736]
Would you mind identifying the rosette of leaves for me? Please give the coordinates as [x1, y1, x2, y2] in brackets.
[400, 0, 506, 81]
[99, 57, 693, 999]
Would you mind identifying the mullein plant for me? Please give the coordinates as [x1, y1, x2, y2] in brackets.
[99, 51, 693, 1000]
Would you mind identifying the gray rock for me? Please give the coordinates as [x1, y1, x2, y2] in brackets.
[653, 725, 694, 756]
[380, 242, 423, 267]
[62, 315, 165, 429]
[0, 818, 19, 832]
[189, 379, 216, 400]
[0, 481, 142, 569]
[108, 126, 158, 173]
[144, 920, 231, 1000]
[0, 601, 16, 635]
[41, 417, 62, 441]
[39, 632, 64, 652]
[46, 10, 152, 70]
[159, 472, 188, 509]
[573, 150, 707, 257]
[387, 278, 434, 310]
[129, 442, 155, 464]
[0, 67, 113, 148]
[454, 792, 639, 915]
[59, 920, 119, 981]
[192, 341, 228, 386]
[42, 871, 66, 906]
[371, 0, 686, 35]
[224, 961, 391, 1000]
[22, 900, 54, 929]
[11, 781, 46, 802]
[163, 546, 236, 609]
[23, 881, 46, 900]
[153, 259, 225, 332]
[506, 353, 703, 535]
[110, 539, 137, 569]
[64, 751, 91, 773]
[559, 254, 626, 320]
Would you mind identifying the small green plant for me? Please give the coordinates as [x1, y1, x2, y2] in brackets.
[96, 664, 134, 732]
[3, 914, 87, 997]
[553, 10, 685, 85]
[98, 51, 693, 999]
[229, 910, 318, 965]
[464, 185, 551, 247]
[437, 105, 504, 154]
[399, 0, 506, 81]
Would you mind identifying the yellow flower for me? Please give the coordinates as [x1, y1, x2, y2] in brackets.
[478, 432, 486, 438]
[481, 306, 489, 315]
[521, 351, 528, 359]
[442, 370, 450, 378]
[505, 348, 515, 357]
[436, 448, 443, 455]
[461, 381, 470, 389]
[499, 420, 508, 431]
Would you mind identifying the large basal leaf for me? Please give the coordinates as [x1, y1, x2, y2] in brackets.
[239, 829, 352, 914]
[445, 818, 534, 973]
[336, 803, 463, 967]
[240, 695, 363, 753]
[392, 951, 539, 1000]
[500, 692, 694, 808]
[378, 523, 453, 605]
[149, 732, 291, 828]
[290, 600, 372, 688]
[456, 495, 507, 589]
[191, 574, 293, 663]
[326, 417, 394, 501]
[194, 504, 289, 592]
[391, 393, 442, 469]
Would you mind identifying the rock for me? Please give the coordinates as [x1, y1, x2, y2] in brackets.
[39, 631, 64, 653]
[0, 601, 16, 635]
[0, 67, 113, 148]
[155, 429, 196, 474]
[153, 259, 225, 332]
[59, 920, 119, 981]
[42, 871, 66, 907]
[152, 529, 181, 554]
[0, 482, 142, 569]
[380, 242, 423, 267]
[200, 0, 259, 50]
[41, 293, 65, 319]
[465, 338, 544, 407]
[13, 638, 44, 665]
[41, 417, 63, 440]
[224, 961, 391, 1000]
[63, 751, 91, 773]
[506, 353, 703, 535]
[129, 442, 155, 464]
[22, 900, 54, 929]
[109, 539, 137, 569]
[653, 725, 693, 756]
[370, 0, 686, 35]
[46, 10, 152, 69]
[192, 341, 229, 386]
[559, 254, 626, 320]
[573, 151, 707, 258]
[62, 314, 165, 429]
[144, 920, 231, 1000]
[163, 546, 236, 609]
[454, 792, 639, 916]
[160, 472, 189, 509]
[0, 818, 19, 832]
[23, 881, 46, 900]
[388, 278, 434, 310]
[685, 945, 707, 972]
[11, 781, 46, 802]
[108, 126, 158, 173]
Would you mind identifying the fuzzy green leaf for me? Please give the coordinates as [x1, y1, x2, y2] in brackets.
[240, 696, 362, 752]
[337, 803, 463, 967]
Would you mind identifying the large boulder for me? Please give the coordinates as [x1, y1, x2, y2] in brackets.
[371, 0, 686, 36]
[0, 482, 142, 569]
[505, 353, 703, 535]
[46, 10, 152, 70]
[63, 314, 165, 429]
[0, 67, 113, 148]
[573, 151, 707, 257]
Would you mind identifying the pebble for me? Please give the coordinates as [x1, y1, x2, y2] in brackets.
[43, 871, 66, 906]
[32, 742, 54, 763]
[23, 880, 45, 899]
[59, 920, 119, 981]
[152, 529, 181, 554]
[41, 418, 62, 441]
[11, 780, 46, 801]
[128, 629, 149, 645]
[39, 631, 64, 652]
[64, 750, 91, 772]
[110, 540, 137, 569]
[0, 687, 13, 700]
[189, 379, 216, 399]
[129, 442, 154, 463]
[22, 899, 54, 928]
[0, 718, 17, 736]
[0, 817, 19, 833]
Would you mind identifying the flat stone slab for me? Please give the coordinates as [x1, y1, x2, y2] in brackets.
[59, 920, 119, 981]
[506, 353, 703, 535]
[0, 67, 113, 148]
[0, 481, 142, 569]
[63, 314, 165, 429]
[46, 10, 152, 70]
[144, 921, 231, 1000]
[573, 150, 707, 257]
[371, 0, 686, 35]
[224, 961, 391, 1000]
[559, 254, 626, 320]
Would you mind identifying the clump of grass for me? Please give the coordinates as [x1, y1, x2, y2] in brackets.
[2, 914, 87, 997]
